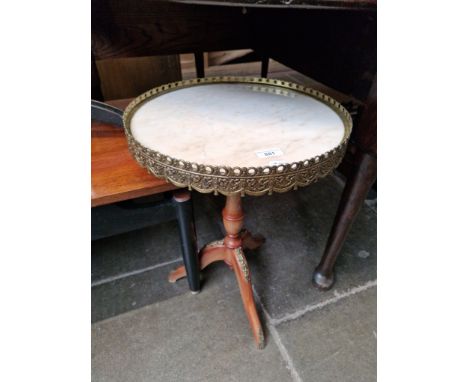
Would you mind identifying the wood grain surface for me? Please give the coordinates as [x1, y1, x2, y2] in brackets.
[91, 98, 177, 207]
[96, 55, 182, 100]
[92, 1, 249, 60]
[92, 1, 376, 100]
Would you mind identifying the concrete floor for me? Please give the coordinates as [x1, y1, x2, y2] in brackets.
[92, 175, 377, 382]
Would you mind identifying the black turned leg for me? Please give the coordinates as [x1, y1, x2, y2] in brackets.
[194, 52, 205, 78]
[91, 53, 104, 101]
[173, 190, 200, 293]
[313, 151, 377, 290]
[261, 56, 269, 78]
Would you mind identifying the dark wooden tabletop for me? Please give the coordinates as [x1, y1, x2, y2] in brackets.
[168, 0, 376, 10]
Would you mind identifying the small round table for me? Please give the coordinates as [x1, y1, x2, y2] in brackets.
[123, 77, 352, 349]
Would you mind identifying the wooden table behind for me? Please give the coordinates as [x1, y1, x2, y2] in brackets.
[92, 0, 376, 289]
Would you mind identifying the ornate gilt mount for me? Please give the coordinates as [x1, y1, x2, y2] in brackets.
[123, 76, 352, 196]
[234, 247, 250, 283]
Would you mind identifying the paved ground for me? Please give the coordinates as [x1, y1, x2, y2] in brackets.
[92, 175, 377, 382]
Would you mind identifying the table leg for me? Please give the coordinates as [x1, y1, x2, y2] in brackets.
[240, 229, 266, 251]
[194, 52, 205, 78]
[230, 247, 264, 347]
[313, 151, 377, 290]
[173, 190, 200, 293]
[168, 241, 227, 282]
[168, 194, 265, 349]
[261, 55, 269, 78]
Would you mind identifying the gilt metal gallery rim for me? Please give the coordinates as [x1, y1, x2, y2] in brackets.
[123, 76, 353, 196]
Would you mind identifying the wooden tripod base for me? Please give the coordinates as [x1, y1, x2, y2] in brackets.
[168, 194, 266, 349]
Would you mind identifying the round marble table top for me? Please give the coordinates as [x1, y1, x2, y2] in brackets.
[124, 77, 352, 196]
[131, 82, 344, 168]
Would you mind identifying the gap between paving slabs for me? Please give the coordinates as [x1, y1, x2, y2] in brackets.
[253, 280, 377, 382]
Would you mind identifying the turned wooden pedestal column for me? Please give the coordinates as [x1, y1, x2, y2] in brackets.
[169, 194, 265, 349]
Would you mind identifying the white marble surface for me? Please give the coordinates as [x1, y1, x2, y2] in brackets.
[130, 83, 345, 168]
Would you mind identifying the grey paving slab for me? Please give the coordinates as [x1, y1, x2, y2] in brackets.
[92, 254, 238, 323]
[92, 276, 292, 382]
[92, 193, 224, 322]
[238, 176, 377, 320]
[92, 195, 222, 285]
[275, 287, 377, 382]
[92, 221, 182, 284]
[93, 260, 181, 323]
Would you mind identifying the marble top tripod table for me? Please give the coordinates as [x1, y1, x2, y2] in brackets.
[123, 77, 352, 349]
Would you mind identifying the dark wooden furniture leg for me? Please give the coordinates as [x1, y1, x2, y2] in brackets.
[194, 52, 205, 78]
[313, 76, 377, 290]
[312, 152, 376, 290]
[169, 194, 265, 349]
[173, 190, 200, 293]
[261, 55, 269, 78]
[91, 53, 104, 101]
